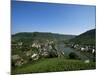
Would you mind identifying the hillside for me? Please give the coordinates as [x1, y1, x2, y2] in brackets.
[69, 29, 96, 45]
[11, 31, 96, 75]
[12, 32, 75, 43]
[11, 32, 75, 63]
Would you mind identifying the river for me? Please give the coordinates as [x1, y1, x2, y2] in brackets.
[57, 42, 95, 61]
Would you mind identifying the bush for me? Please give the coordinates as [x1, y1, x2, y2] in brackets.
[49, 51, 58, 58]
[69, 52, 79, 59]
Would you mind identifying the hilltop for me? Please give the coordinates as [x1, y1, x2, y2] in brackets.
[12, 32, 75, 43]
[69, 29, 96, 45]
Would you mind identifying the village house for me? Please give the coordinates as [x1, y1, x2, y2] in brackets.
[80, 47, 85, 51]
[31, 53, 39, 60]
[12, 54, 27, 66]
[26, 50, 33, 56]
[69, 43, 96, 54]
[31, 43, 41, 49]
[18, 42, 23, 46]
[15, 58, 27, 66]
[92, 49, 95, 53]
[12, 54, 20, 60]
[41, 51, 49, 57]
[84, 59, 90, 63]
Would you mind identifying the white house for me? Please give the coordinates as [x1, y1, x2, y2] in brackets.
[81, 47, 85, 51]
[31, 53, 39, 60]
[92, 49, 95, 53]
[84, 59, 90, 63]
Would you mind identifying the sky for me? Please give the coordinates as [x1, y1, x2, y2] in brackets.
[11, 1, 96, 35]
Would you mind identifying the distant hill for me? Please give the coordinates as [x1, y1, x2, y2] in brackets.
[69, 29, 96, 45]
[12, 32, 75, 43]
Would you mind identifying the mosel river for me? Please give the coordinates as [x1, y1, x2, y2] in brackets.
[57, 42, 94, 61]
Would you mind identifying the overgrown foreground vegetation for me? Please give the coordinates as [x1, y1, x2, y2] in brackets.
[12, 58, 95, 75]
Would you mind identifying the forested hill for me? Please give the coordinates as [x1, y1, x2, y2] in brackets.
[12, 32, 75, 42]
[69, 29, 96, 45]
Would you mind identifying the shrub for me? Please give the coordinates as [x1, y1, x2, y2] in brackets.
[69, 52, 79, 59]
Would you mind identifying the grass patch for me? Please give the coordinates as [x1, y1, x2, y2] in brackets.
[11, 58, 95, 75]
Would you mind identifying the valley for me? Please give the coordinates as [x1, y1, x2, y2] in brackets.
[11, 29, 96, 75]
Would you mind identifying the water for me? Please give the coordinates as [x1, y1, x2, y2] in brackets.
[57, 43, 94, 61]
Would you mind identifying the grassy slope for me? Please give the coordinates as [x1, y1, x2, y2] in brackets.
[12, 58, 95, 75]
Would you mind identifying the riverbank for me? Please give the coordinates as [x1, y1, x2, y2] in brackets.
[57, 43, 95, 61]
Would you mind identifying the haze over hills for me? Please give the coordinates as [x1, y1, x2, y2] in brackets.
[69, 29, 96, 45]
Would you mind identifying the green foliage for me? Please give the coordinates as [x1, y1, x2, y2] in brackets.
[69, 29, 96, 45]
[12, 32, 75, 43]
